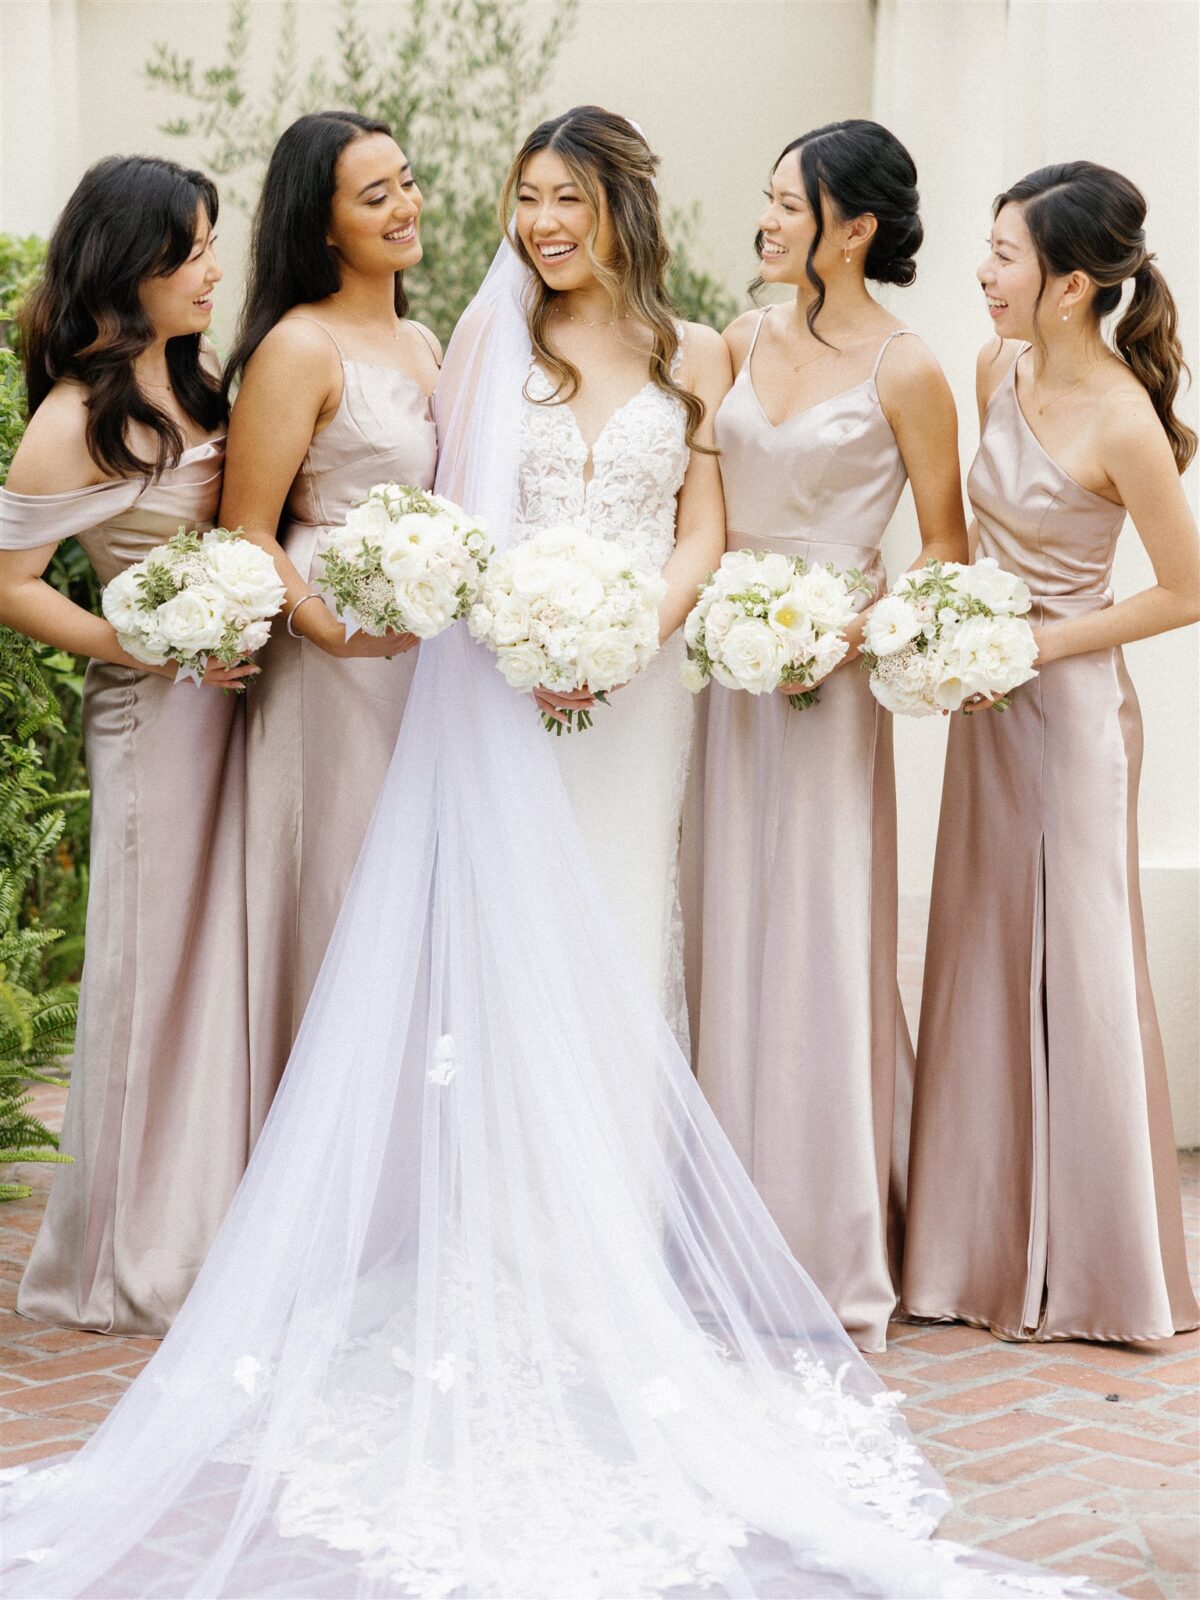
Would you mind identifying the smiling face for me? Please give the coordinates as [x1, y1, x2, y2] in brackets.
[137, 204, 221, 339]
[513, 147, 615, 292]
[978, 202, 1051, 339]
[327, 132, 423, 277]
[756, 150, 853, 286]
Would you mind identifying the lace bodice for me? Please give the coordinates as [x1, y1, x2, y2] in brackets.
[517, 358, 689, 573]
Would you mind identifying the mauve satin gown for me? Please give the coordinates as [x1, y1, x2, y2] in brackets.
[902, 348, 1199, 1342]
[3, 441, 256, 1335]
[243, 322, 438, 1105]
[686, 313, 917, 1352]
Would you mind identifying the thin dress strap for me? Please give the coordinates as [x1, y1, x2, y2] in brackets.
[870, 327, 917, 383]
[286, 315, 346, 360]
[745, 307, 771, 364]
[411, 321, 442, 369]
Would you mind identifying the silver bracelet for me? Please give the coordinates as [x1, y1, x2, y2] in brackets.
[286, 591, 324, 639]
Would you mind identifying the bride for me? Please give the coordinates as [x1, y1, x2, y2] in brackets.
[2, 110, 1101, 1600]
[508, 108, 728, 1044]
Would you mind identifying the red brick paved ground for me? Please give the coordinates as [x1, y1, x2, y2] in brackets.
[2, 904, 1197, 1598]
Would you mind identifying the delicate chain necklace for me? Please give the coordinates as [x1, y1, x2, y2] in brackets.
[1033, 371, 1090, 415]
[557, 305, 631, 329]
[781, 318, 840, 375]
[333, 294, 405, 343]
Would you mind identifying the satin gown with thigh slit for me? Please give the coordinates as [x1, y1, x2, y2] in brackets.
[901, 347, 1198, 1343]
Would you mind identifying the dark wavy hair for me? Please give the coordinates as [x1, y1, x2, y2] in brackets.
[501, 105, 707, 451]
[755, 119, 923, 343]
[19, 155, 226, 479]
[995, 162, 1196, 474]
[223, 111, 406, 398]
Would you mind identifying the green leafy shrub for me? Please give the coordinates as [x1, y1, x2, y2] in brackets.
[146, 0, 738, 342]
[1, 237, 87, 1196]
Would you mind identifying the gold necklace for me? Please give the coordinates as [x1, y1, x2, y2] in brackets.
[781, 319, 840, 375]
[557, 303, 631, 328]
[333, 294, 405, 343]
[1034, 371, 1089, 415]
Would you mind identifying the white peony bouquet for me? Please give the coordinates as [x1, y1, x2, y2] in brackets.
[318, 482, 491, 639]
[681, 547, 870, 710]
[101, 526, 285, 685]
[861, 557, 1038, 716]
[468, 525, 666, 734]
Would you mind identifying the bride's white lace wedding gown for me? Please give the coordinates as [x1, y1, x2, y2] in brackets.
[519, 359, 693, 1043]
[0, 248, 1105, 1600]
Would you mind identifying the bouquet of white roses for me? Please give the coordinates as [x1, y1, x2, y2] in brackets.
[318, 482, 491, 639]
[468, 525, 666, 734]
[862, 557, 1038, 716]
[101, 526, 285, 685]
[681, 547, 870, 710]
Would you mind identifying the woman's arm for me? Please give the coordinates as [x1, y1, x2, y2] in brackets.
[219, 319, 416, 660]
[1035, 396, 1200, 665]
[657, 321, 732, 641]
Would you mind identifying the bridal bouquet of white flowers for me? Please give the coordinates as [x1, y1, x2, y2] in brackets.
[861, 557, 1038, 716]
[468, 525, 666, 734]
[101, 526, 286, 685]
[680, 547, 870, 710]
[318, 483, 491, 639]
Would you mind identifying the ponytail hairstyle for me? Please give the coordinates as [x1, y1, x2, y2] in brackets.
[223, 111, 405, 400]
[995, 162, 1195, 473]
[19, 155, 226, 479]
[754, 119, 923, 344]
[501, 105, 707, 451]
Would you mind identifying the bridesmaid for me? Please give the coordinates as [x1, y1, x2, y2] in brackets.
[0, 157, 258, 1335]
[219, 112, 439, 1111]
[687, 121, 969, 1352]
[903, 163, 1200, 1342]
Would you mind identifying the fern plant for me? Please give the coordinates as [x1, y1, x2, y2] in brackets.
[145, 0, 738, 342]
[0, 639, 83, 1199]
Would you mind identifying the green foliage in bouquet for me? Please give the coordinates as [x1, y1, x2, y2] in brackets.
[0, 637, 84, 1199]
[145, 0, 739, 342]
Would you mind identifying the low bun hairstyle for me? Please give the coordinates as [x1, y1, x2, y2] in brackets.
[755, 119, 922, 339]
[995, 162, 1195, 474]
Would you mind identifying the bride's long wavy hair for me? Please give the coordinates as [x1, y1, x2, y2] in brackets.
[500, 106, 706, 450]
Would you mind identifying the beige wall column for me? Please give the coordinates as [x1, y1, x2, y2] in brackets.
[1, 0, 82, 236]
[873, 0, 1199, 1142]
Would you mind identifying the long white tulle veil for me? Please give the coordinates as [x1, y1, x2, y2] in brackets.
[0, 240, 1105, 1600]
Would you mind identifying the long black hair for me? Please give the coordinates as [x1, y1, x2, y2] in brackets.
[20, 155, 226, 479]
[995, 162, 1195, 474]
[223, 111, 406, 399]
[756, 119, 922, 342]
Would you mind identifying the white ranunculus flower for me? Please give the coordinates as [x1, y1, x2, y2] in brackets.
[489, 597, 529, 648]
[576, 626, 639, 692]
[716, 548, 761, 590]
[154, 583, 227, 655]
[101, 569, 144, 633]
[704, 599, 739, 651]
[204, 537, 285, 620]
[953, 556, 1032, 616]
[718, 617, 788, 694]
[941, 614, 1038, 697]
[680, 657, 707, 693]
[399, 575, 458, 638]
[810, 628, 850, 681]
[864, 594, 922, 657]
[496, 639, 548, 690]
[343, 499, 393, 543]
[791, 567, 857, 631]
[238, 618, 273, 655]
[756, 551, 794, 593]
